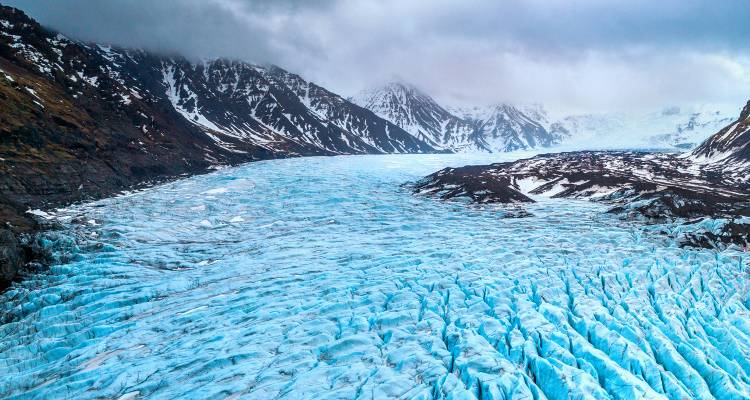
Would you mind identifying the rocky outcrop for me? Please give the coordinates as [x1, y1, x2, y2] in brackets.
[691, 100, 750, 170]
[412, 149, 750, 248]
[0, 228, 23, 290]
[413, 165, 533, 204]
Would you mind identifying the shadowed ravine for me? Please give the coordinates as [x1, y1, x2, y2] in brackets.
[1, 154, 749, 399]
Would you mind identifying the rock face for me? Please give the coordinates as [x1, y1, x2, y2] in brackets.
[413, 102, 750, 249]
[691, 100, 750, 171]
[416, 151, 749, 216]
[0, 228, 23, 289]
[353, 82, 562, 152]
[413, 165, 533, 204]
[0, 5, 437, 288]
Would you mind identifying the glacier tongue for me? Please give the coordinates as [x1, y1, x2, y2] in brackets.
[1, 154, 750, 399]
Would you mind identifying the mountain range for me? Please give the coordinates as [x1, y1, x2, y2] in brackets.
[352, 82, 561, 152]
[353, 81, 737, 152]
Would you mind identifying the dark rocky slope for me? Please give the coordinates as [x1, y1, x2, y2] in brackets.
[413, 102, 750, 249]
[0, 4, 437, 289]
[691, 100, 750, 174]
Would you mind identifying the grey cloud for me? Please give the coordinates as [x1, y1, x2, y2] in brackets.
[5, 0, 750, 113]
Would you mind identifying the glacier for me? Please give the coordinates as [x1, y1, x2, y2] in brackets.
[1, 154, 750, 399]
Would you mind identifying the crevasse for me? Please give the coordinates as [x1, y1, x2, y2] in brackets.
[1, 154, 749, 400]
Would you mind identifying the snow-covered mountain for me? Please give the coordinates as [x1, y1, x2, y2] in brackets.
[0, 4, 435, 165]
[354, 81, 737, 153]
[649, 106, 736, 149]
[552, 106, 736, 150]
[353, 82, 562, 152]
[449, 104, 561, 152]
[351, 82, 477, 150]
[93, 53, 436, 157]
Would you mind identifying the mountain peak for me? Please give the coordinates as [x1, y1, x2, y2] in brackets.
[0, 3, 33, 25]
[353, 81, 561, 152]
[351, 81, 465, 149]
[354, 81, 438, 110]
[691, 99, 750, 166]
[740, 99, 750, 121]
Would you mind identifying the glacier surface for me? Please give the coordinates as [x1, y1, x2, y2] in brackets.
[1, 154, 750, 400]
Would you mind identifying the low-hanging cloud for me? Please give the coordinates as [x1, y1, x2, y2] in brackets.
[6, 0, 750, 114]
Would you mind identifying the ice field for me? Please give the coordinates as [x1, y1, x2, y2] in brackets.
[1, 154, 750, 399]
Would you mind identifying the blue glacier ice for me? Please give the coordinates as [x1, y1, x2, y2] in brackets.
[1, 154, 750, 399]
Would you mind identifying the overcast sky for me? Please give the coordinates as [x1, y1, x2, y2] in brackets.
[7, 0, 750, 114]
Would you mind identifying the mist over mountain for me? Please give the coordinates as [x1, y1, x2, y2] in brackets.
[353, 80, 738, 152]
[6, 0, 750, 114]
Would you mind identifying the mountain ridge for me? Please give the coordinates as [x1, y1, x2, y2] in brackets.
[691, 100, 750, 169]
[354, 80, 737, 152]
[352, 82, 476, 150]
[352, 82, 562, 152]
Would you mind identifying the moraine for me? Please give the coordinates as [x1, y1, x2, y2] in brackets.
[2, 154, 750, 399]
